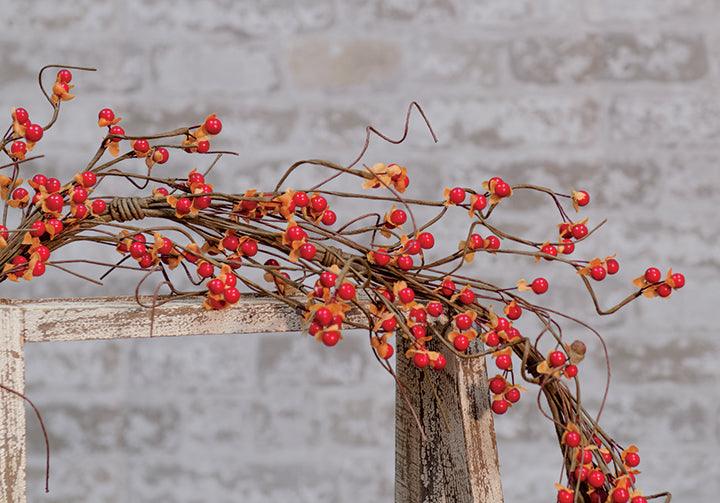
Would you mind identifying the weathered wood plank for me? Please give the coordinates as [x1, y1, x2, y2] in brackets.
[395, 337, 503, 503]
[0, 303, 26, 503]
[6, 295, 337, 343]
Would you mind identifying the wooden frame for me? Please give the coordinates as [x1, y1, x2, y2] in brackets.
[0, 296, 503, 502]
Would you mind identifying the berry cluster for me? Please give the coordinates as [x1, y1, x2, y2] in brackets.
[0, 68, 684, 501]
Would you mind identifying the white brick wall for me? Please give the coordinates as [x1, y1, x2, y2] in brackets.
[1, 1, 718, 501]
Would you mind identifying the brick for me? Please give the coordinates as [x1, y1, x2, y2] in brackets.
[511, 33, 708, 83]
[461, 0, 579, 24]
[583, 0, 717, 22]
[610, 94, 720, 144]
[288, 37, 402, 89]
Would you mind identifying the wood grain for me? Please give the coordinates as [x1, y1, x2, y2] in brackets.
[395, 337, 503, 502]
[0, 302, 26, 503]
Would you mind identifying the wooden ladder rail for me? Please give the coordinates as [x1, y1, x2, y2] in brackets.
[0, 296, 503, 502]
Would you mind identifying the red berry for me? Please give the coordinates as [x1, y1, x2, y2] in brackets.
[453, 334, 470, 351]
[240, 239, 258, 257]
[540, 244, 558, 258]
[657, 283, 672, 297]
[624, 451, 640, 467]
[455, 314, 472, 330]
[398, 287, 415, 304]
[154, 147, 170, 164]
[372, 248, 391, 266]
[34, 245, 51, 261]
[176, 198, 192, 215]
[98, 108, 115, 122]
[564, 431, 581, 447]
[91, 199, 107, 215]
[426, 301, 443, 317]
[413, 352, 430, 368]
[322, 330, 341, 347]
[575, 190, 590, 206]
[418, 232, 435, 249]
[204, 116, 223, 135]
[441, 278, 456, 297]
[631, 498, 648, 503]
[485, 331, 500, 347]
[74, 204, 88, 219]
[432, 354, 447, 370]
[314, 307, 333, 326]
[45, 193, 64, 212]
[458, 288, 475, 305]
[495, 354, 512, 370]
[561, 239, 575, 254]
[495, 317, 510, 332]
[505, 387, 521, 403]
[12, 187, 28, 201]
[32, 261, 46, 277]
[671, 272, 685, 289]
[155, 237, 173, 255]
[11, 256, 28, 273]
[109, 125, 125, 142]
[485, 235, 501, 250]
[78, 171, 97, 188]
[47, 218, 63, 235]
[571, 223, 588, 240]
[321, 209, 336, 226]
[299, 242, 316, 261]
[45, 178, 61, 193]
[411, 325, 426, 339]
[494, 180, 511, 197]
[293, 192, 309, 207]
[396, 254, 413, 270]
[564, 364, 579, 378]
[285, 225, 307, 241]
[129, 241, 146, 259]
[25, 123, 44, 142]
[197, 262, 214, 278]
[14, 107, 29, 124]
[469, 233, 484, 250]
[72, 186, 88, 204]
[505, 327, 521, 340]
[133, 139, 150, 153]
[404, 239, 421, 255]
[28, 221, 44, 238]
[194, 194, 213, 211]
[196, 140, 210, 153]
[381, 316, 397, 332]
[473, 194, 487, 211]
[606, 258, 620, 275]
[587, 470, 605, 488]
[207, 278, 224, 294]
[409, 308, 427, 324]
[489, 376, 507, 394]
[506, 304, 522, 320]
[320, 271, 337, 288]
[557, 489, 574, 503]
[577, 448, 593, 464]
[337, 282, 356, 301]
[643, 267, 661, 283]
[491, 399, 509, 415]
[224, 287, 241, 304]
[56, 69, 72, 83]
[549, 350, 567, 367]
[390, 209, 407, 226]
[531, 277, 549, 294]
[11, 141, 27, 156]
[449, 187, 465, 204]
[590, 266, 607, 281]
[612, 489, 629, 503]
[310, 195, 328, 212]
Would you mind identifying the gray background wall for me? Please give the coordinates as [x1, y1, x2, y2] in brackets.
[1, 1, 719, 501]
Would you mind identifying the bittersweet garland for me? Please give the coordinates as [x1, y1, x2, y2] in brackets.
[1, 66, 684, 503]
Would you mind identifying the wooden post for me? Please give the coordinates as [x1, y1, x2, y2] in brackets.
[0, 301, 25, 503]
[395, 337, 504, 502]
[0, 296, 503, 502]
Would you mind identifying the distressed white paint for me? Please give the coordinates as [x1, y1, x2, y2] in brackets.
[1, 296, 501, 502]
